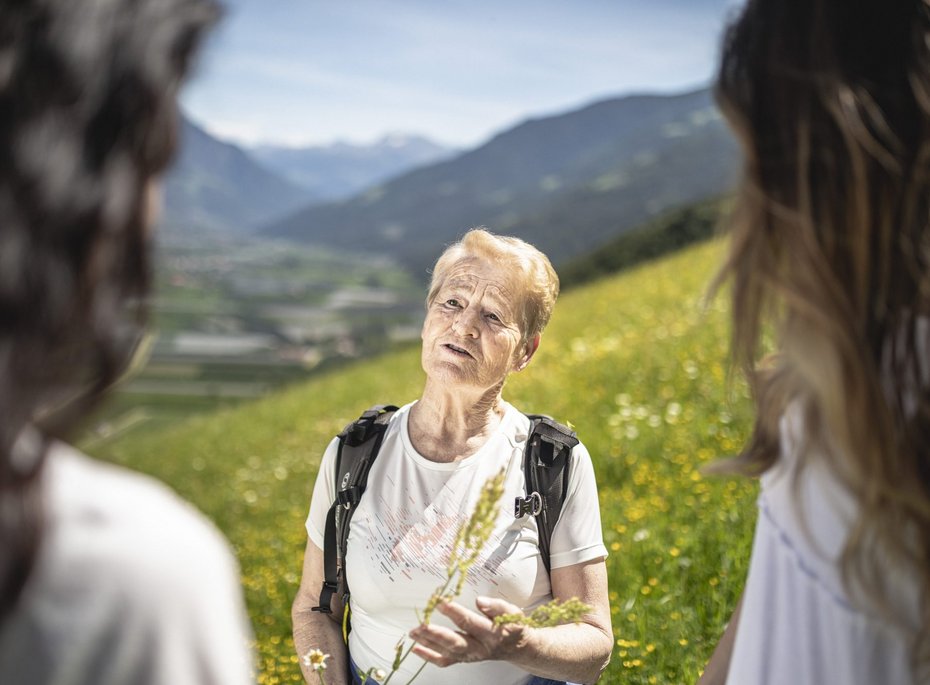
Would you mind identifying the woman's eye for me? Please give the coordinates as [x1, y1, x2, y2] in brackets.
[444, 298, 460, 308]
[486, 312, 501, 322]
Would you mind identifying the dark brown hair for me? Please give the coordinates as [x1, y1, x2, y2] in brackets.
[0, 0, 219, 618]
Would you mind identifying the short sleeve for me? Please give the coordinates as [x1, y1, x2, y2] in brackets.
[548, 441, 608, 569]
[305, 436, 340, 548]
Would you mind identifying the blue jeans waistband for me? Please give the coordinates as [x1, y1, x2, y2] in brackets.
[349, 656, 570, 685]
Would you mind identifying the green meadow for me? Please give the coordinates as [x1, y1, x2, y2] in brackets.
[92, 238, 757, 684]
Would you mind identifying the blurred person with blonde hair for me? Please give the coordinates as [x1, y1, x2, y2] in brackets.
[0, 1, 253, 683]
[699, 1, 930, 683]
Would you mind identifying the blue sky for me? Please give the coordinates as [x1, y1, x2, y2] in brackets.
[182, 0, 742, 148]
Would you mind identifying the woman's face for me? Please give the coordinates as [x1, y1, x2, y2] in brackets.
[420, 256, 532, 391]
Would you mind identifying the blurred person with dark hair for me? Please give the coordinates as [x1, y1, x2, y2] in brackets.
[698, 1, 930, 684]
[0, 1, 254, 683]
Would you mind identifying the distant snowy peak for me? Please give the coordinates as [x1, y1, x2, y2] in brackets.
[249, 135, 456, 200]
[382, 133, 415, 148]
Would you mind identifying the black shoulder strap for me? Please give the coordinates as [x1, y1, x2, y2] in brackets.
[516, 414, 579, 575]
[313, 404, 398, 614]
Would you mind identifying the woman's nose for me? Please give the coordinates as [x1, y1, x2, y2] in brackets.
[451, 306, 479, 337]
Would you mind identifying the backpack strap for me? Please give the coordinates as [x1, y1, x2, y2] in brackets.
[516, 415, 579, 574]
[313, 404, 398, 614]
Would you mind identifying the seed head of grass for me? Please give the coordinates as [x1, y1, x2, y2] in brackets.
[493, 597, 592, 628]
[422, 466, 507, 623]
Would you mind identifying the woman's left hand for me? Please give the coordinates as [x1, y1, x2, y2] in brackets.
[408, 597, 527, 666]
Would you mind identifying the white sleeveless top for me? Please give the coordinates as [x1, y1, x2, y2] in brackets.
[726, 405, 921, 684]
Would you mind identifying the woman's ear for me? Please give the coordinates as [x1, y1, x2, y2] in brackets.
[513, 334, 540, 372]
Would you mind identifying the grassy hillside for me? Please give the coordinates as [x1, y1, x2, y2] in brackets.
[92, 238, 756, 684]
[559, 197, 727, 290]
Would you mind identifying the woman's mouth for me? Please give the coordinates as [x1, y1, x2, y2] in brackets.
[442, 343, 474, 358]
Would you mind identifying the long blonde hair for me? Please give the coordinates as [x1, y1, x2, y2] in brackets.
[714, 0, 930, 673]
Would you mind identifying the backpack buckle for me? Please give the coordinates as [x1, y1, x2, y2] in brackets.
[514, 491, 543, 518]
[337, 486, 362, 510]
[312, 581, 338, 614]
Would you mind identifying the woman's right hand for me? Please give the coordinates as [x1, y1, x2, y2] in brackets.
[408, 597, 527, 667]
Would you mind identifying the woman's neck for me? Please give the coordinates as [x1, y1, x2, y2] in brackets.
[408, 380, 506, 463]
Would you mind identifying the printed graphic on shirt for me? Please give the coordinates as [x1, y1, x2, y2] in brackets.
[351, 463, 528, 591]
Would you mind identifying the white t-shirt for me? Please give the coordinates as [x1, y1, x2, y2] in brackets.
[0, 443, 254, 685]
[726, 405, 920, 685]
[306, 401, 608, 685]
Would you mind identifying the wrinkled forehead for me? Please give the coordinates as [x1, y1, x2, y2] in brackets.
[440, 257, 525, 310]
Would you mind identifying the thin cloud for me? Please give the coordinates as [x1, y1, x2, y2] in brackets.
[183, 0, 738, 147]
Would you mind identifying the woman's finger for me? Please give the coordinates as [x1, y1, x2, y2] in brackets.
[410, 623, 472, 656]
[411, 621, 500, 666]
[409, 642, 455, 667]
[474, 595, 522, 619]
[437, 600, 494, 638]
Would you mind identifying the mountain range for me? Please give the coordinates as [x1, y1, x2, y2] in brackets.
[249, 135, 454, 201]
[263, 88, 740, 278]
[161, 121, 453, 237]
[161, 118, 314, 235]
[162, 88, 740, 277]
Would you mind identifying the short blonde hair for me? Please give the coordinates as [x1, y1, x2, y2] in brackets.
[427, 228, 560, 342]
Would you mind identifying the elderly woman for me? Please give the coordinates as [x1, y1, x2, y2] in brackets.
[292, 229, 612, 685]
